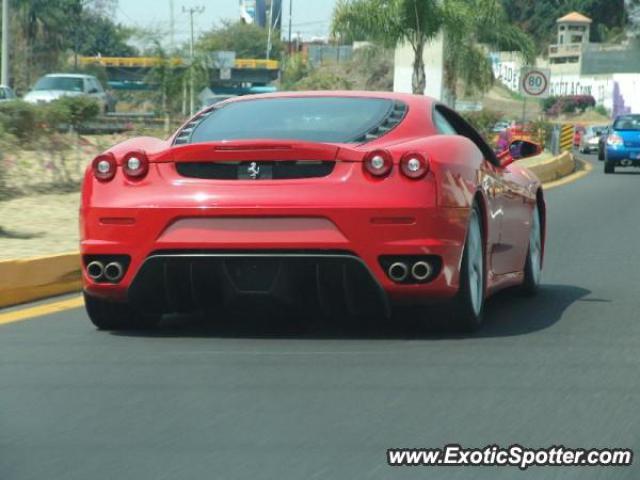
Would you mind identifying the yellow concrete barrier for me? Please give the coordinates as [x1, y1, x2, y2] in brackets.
[0, 252, 81, 308]
[527, 151, 576, 184]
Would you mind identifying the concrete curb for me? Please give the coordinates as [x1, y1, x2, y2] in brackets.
[0, 253, 81, 309]
[0, 151, 579, 309]
[525, 151, 575, 184]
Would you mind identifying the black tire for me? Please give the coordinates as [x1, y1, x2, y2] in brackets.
[84, 292, 160, 330]
[604, 160, 615, 174]
[451, 204, 485, 332]
[521, 204, 543, 296]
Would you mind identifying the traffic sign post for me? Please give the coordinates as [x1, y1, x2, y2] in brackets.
[519, 67, 551, 124]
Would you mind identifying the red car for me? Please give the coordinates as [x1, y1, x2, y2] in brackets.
[81, 91, 545, 331]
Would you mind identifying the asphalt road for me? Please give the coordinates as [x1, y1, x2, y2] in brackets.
[1, 153, 638, 480]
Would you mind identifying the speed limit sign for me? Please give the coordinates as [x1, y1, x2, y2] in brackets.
[520, 68, 551, 98]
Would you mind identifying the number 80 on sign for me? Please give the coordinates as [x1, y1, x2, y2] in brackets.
[520, 68, 551, 98]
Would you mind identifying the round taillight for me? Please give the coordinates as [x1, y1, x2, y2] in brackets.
[92, 154, 116, 181]
[400, 153, 429, 179]
[364, 150, 393, 177]
[123, 151, 149, 179]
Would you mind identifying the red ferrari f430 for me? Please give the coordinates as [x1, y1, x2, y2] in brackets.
[80, 92, 545, 331]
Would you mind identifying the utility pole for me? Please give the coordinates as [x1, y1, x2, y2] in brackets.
[1, 0, 9, 86]
[169, 0, 175, 53]
[287, 0, 292, 56]
[183, 5, 204, 116]
[266, 0, 275, 60]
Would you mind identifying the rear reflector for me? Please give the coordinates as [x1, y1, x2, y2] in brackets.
[370, 217, 415, 225]
[99, 217, 136, 225]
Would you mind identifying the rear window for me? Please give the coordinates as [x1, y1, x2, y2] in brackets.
[613, 115, 640, 131]
[33, 76, 84, 92]
[189, 97, 397, 144]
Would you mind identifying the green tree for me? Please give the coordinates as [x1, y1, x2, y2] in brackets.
[332, 0, 443, 94]
[500, 0, 629, 50]
[443, 0, 535, 104]
[11, 0, 80, 87]
[198, 21, 284, 59]
[7, 0, 136, 91]
[332, 0, 533, 99]
[75, 11, 137, 57]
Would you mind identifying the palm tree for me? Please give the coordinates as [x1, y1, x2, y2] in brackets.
[332, 0, 443, 94]
[332, 0, 534, 99]
[12, 0, 83, 85]
[442, 0, 535, 104]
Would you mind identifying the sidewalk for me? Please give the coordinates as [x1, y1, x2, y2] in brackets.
[0, 193, 80, 260]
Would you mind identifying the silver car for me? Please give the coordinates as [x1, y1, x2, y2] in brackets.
[579, 125, 608, 154]
[23, 74, 110, 112]
[0, 84, 17, 101]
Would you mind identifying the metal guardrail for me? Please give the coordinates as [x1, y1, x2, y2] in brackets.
[79, 57, 184, 68]
[79, 56, 280, 70]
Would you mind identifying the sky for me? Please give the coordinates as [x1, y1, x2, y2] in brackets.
[115, 0, 338, 46]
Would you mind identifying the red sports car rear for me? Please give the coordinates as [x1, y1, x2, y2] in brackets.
[80, 92, 545, 331]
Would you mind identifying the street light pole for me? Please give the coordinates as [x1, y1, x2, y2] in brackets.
[183, 5, 204, 116]
[1, 0, 9, 86]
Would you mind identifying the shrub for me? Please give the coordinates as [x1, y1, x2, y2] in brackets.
[461, 109, 503, 142]
[527, 119, 553, 148]
[544, 95, 596, 116]
[594, 105, 610, 117]
[0, 101, 39, 140]
[280, 54, 312, 90]
[42, 96, 100, 130]
[290, 70, 353, 91]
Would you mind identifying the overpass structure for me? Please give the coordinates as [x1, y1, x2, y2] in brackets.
[79, 56, 280, 91]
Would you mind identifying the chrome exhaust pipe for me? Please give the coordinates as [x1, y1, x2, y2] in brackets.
[388, 262, 409, 282]
[104, 262, 124, 283]
[87, 261, 104, 281]
[411, 261, 432, 282]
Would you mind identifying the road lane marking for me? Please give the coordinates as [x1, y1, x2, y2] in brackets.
[0, 296, 84, 326]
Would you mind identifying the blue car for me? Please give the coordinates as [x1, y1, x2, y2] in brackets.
[605, 114, 640, 174]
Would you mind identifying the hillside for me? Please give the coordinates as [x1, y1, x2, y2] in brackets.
[501, 0, 631, 50]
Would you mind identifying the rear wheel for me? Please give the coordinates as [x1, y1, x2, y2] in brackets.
[451, 205, 485, 331]
[84, 292, 160, 330]
[521, 204, 543, 295]
[604, 160, 615, 174]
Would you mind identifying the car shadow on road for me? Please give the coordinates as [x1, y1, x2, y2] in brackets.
[111, 284, 591, 341]
[476, 284, 592, 338]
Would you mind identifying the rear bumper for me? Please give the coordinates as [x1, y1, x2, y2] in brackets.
[606, 147, 640, 162]
[127, 252, 391, 317]
[81, 206, 469, 311]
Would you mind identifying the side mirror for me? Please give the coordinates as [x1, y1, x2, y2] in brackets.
[498, 140, 542, 167]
